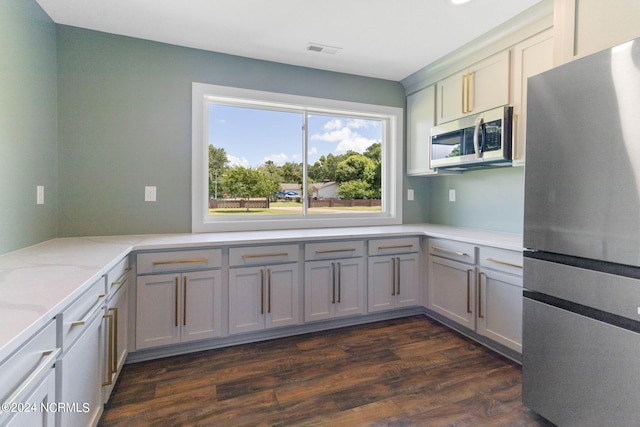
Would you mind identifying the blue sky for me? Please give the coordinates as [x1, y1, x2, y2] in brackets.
[208, 104, 382, 168]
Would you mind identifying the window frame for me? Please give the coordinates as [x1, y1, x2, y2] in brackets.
[191, 82, 403, 233]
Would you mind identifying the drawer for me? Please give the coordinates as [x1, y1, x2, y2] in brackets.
[229, 244, 299, 267]
[0, 321, 58, 412]
[305, 240, 365, 260]
[368, 237, 420, 256]
[58, 277, 106, 351]
[137, 248, 222, 274]
[106, 256, 130, 295]
[429, 238, 476, 264]
[479, 246, 523, 276]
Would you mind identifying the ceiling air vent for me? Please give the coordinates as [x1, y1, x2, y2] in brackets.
[307, 43, 341, 55]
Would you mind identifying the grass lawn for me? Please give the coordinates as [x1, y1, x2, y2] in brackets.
[209, 201, 380, 215]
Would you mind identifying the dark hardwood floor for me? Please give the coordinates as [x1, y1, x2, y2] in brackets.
[99, 315, 553, 426]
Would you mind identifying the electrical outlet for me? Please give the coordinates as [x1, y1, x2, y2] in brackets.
[144, 186, 156, 202]
[37, 186, 44, 205]
[407, 189, 414, 201]
[449, 189, 456, 202]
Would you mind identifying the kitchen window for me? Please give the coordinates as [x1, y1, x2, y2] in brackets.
[191, 83, 403, 232]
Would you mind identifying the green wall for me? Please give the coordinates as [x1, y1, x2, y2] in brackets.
[0, 0, 58, 254]
[56, 26, 408, 237]
[425, 167, 524, 234]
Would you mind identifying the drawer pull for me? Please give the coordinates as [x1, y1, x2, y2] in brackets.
[432, 246, 468, 257]
[153, 258, 208, 266]
[377, 244, 413, 250]
[2, 347, 61, 409]
[485, 257, 523, 269]
[242, 253, 289, 259]
[111, 276, 128, 287]
[315, 248, 356, 254]
[70, 294, 106, 327]
[102, 313, 114, 386]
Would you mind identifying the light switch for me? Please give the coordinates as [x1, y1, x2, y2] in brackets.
[449, 189, 456, 202]
[37, 186, 44, 205]
[145, 186, 157, 202]
[407, 189, 414, 201]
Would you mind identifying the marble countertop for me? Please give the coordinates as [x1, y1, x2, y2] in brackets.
[0, 224, 522, 361]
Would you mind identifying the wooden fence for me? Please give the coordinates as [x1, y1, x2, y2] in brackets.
[209, 198, 270, 209]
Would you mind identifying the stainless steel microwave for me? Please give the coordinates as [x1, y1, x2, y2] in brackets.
[430, 106, 513, 171]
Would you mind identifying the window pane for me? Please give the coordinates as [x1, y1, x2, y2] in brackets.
[207, 104, 304, 216]
[307, 114, 383, 214]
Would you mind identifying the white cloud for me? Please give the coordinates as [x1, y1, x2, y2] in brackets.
[263, 153, 288, 165]
[336, 136, 377, 153]
[227, 155, 250, 167]
[323, 119, 344, 131]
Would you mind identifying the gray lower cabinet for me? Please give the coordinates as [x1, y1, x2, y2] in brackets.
[367, 237, 421, 313]
[0, 321, 59, 427]
[427, 238, 523, 353]
[304, 241, 365, 322]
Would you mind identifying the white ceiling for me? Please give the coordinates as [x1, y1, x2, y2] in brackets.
[36, 0, 542, 81]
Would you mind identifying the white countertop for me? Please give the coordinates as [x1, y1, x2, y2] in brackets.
[0, 224, 522, 361]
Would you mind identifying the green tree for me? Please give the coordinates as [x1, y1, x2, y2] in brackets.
[336, 180, 374, 199]
[209, 145, 229, 198]
[280, 162, 303, 184]
[222, 166, 279, 211]
[335, 155, 376, 184]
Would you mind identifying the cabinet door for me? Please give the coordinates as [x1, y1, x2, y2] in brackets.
[334, 258, 365, 318]
[396, 253, 420, 308]
[265, 263, 300, 329]
[103, 282, 128, 402]
[469, 50, 510, 115]
[511, 29, 554, 164]
[5, 370, 56, 427]
[407, 85, 437, 175]
[367, 256, 396, 313]
[304, 260, 336, 322]
[229, 266, 265, 334]
[428, 256, 476, 329]
[136, 273, 181, 349]
[477, 268, 523, 352]
[437, 71, 465, 123]
[58, 310, 105, 427]
[182, 269, 222, 342]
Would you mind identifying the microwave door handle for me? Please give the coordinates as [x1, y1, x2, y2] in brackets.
[473, 116, 483, 158]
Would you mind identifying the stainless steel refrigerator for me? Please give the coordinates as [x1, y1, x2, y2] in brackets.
[523, 37, 640, 426]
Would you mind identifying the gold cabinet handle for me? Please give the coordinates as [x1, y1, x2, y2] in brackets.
[174, 277, 179, 327]
[315, 248, 356, 254]
[466, 72, 473, 113]
[466, 269, 473, 314]
[396, 257, 401, 296]
[485, 257, 523, 269]
[513, 113, 519, 158]
[377, 244, 413, 250]
[183, 276, 187, 326]
[108, 307, 119, 374]
[260, 269, 264, 315]
[267, 268, 272, 314]
[432, 246, 468, 257]
[391, 257, 396, 296]
[331, 262, 336, 304]
[102, 313, 114, 386]
[153, 258, 208, 266]
[2, 347, 61, 408]
[242, 253, 289, 259]
[111, 275, 128, 287]
[71, 294, 106, 327]
[336, 262, 341, 303]
[477, 272, 485, 319]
